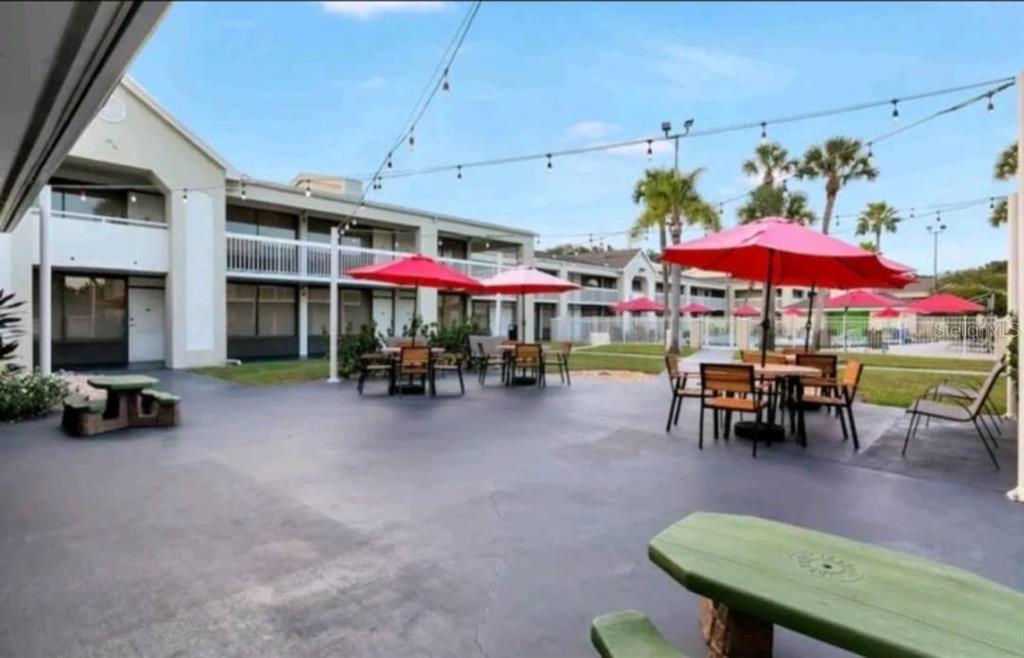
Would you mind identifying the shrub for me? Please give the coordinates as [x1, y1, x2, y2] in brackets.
[336, 321, 383, 378]
[0, 371, 68, 422]
[427, 320, 482, 358]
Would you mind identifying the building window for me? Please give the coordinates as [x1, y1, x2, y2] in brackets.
[438, 237, 468, 260]
[438, 293, 466, 328]
[471, 301, 492, 334]
[61, 276, 126, 340]
[227, 284, 258, 336]
[52, 187, 127, 218]
[227, 206, 297, 239]
[257, 285, 296, 336]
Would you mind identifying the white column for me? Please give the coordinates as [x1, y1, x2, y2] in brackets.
[298, 214, 308, 358]
[327, 227, 339, 383]
[1009, 70, 1024, 502]
[492, 252, 503, 337]
[38, 186, 52, 376]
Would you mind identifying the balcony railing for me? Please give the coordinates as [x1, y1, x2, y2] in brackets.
[569, 287, 620, 305]
[29, 208, 169, 272]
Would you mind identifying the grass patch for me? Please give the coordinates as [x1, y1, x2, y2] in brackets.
[579, 343, 695, 358]
[195, 359, 328, 386]
[855, 369, 1006, 413]
[835, 352, 995, 372]
[568, 353, 665, 374]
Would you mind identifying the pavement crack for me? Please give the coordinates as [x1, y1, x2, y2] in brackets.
[475, 490, 511, 658]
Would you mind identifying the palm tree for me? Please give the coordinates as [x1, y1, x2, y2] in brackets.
[990, 142, 1017, 227]
[855, 201, 901, 252]
[798, 137, 879, 347]
[631, 167, 719, 354]
[742, 142, 798, 187]
[737, 185, 817, 225]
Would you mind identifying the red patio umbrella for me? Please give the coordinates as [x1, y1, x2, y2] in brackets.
[732, 305, 761, 317]
[662, 217, 911, 363]
[783, 306, 806, 317]
[347, 254, 483, 343]
[480, 267, 580, 340]
[873, 306, 902, 318]
[908, 292, 985, 315]
[612, 296, 664, 314]
[824, 289, 902, 309]
[679, 302, 715, 315]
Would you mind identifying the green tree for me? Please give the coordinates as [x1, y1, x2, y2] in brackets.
[798, 137, 879, 347]
[737, 185, 817, 225]
[858, 240, 878, 253]
[631, 167, 719, 354]
[742, 142, 799, 187]
[855, 201, 901, 253]
[990, 142, 1017, 227]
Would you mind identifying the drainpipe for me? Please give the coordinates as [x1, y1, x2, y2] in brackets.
[327, 226, 339, 383]
[38, 186, 52, 376]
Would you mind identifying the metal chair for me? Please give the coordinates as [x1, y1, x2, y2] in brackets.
[477, 340, 506, 385]
[544, 342, 572, 385]
[665, 354, 703, 432]
[699, 363, 767, 457]
[902, 361, 1005, 469]
[432, 352, 465, 395]
[357, 352, 392, 395]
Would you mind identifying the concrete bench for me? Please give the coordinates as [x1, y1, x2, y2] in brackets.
[61, 394, 107, 436]
[591, 610, 689, 658]
[140, 389, 181, 427]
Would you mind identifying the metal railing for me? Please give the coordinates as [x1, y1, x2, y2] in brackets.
[569, 287, 620, 305]
[226, 233, 409, 281]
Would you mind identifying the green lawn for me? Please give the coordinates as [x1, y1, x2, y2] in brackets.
[568, 353, 666, 374]
[856, 369, 1006, 414]
[579, 343, 695, 358]
[834, 352, 996, 373]
[195, 359, 328, 386]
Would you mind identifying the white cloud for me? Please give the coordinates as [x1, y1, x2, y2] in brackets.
[321, 1, 446, 20]
[565, 120, 620, 141]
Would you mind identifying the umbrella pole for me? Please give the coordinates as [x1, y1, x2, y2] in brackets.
[411, 283, 419, 346]
[761, 250, 776, 367]
[521, 292, 526, 342]
[804, 286, 817, 351]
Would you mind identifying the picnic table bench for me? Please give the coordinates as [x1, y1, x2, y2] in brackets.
[62, 375, 180, 436]
[646, 512, 1024, 658]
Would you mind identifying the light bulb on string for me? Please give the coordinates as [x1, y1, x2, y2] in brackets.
[646, 140, 653, 160]
[867, 142, 874, 160]
[546, 154, 552, 170]
[987, 93, 994, 113]
[129, 192, 137, 204]
[910, 208, 915, 220]
[240, 178, 247, 201]
[79, 189, 87, 202]
[183, 188, 189, 204]
[304, 180, 311, 197]
[442, 67, 450, 92]
[891, 99, 899, 123]
[386, 153, 393, 169]
[408, 127, 415, 152]
[760, 122, 767, 144]
[457, 165, 462, 180]
[989, 197, 995, 210]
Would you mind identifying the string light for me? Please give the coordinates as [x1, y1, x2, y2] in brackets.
[408, 126, 415, 151]
[987, 93, 994, 113]
[387, 153, 393, 169]
[304, 180, 311, 197]
[546, 153, 552, 170]
[760, 122, 767, 143]
[646, 139, 653, 160]
[240, 178, 247, 201]
[891, 99, 899, 123]
[442, 67, 450, 92]
[129, 192, 137, 204]
[79, 189, 87, 202]
[989, 197, 995, 210]
[867, 142, 874, 159]
[457, 165, 463, 180]
[182, 188, 189, 204]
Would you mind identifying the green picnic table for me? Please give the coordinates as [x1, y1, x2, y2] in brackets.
[649, 512, 1024, 658]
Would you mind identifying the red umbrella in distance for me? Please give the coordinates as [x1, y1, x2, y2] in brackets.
[824, 289, 901, 309]
[873, 306, 902, 319]
[732, 305, 762, 318]
[662, 217, 911, 363]
[480, 267, 580, 340]
[908, 292, 986, 315]
[612, 296, 664, 314]
[679, 302, 715, 315]
[347, 253, 483, 343]
[783, 306, 806, 317]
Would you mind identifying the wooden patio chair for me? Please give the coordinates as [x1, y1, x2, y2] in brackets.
[796, 353, 839, 399]
[902, 361, 1005, 469]
[699, 363, 767, 457]
[801, 361, 864, 449]
[477, 340, 506, 385]
[432, 352, 465, 395]
[396, 346, 432, 396]
[544, 342, 572, 385]
[509, 344, 543, 386]
[357, 352, 393, 395]
[665, 354, 703, 432]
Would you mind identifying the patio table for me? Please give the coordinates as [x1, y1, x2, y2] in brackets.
[86, 375, 160, 427]
[649, 512, 1024, 658]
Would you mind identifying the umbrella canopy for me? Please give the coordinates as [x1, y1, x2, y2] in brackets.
[783, 306, 806, 317]
[479, 267, 580, 295]
[732, 305, 761, 317]
[873, 306, 902, 318]
[661, 217, 911, 289]
[347, 253, 483, 292]
[612, 296, 664, 314]
[908, 292, 985, 315]
[679, 302, 715, 315]
[824, 289, 901, 309]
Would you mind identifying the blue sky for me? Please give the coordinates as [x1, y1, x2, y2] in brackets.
[130, 1, 1023, 273]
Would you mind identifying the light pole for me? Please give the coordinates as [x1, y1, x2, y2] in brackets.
[926, 218, 947, 292]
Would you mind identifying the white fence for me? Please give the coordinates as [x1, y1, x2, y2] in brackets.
[552, 313, 1007, 358]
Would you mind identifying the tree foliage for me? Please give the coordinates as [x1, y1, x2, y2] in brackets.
[737, 185, 817, 224]
[940, 260, 1008, 315]
[742, 142, 798, 187]
[797, 136, 878, 235]
[989, 142, 1017, 227]
[0, 289, 24, 368]
[855, 201, 901, 252]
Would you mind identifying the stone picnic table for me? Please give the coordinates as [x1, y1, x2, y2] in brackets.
[649, 512, 1024, 658]
[64, 374, 178, 436]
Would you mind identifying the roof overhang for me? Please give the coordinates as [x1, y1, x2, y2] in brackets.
[0, 1, 169, 232]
